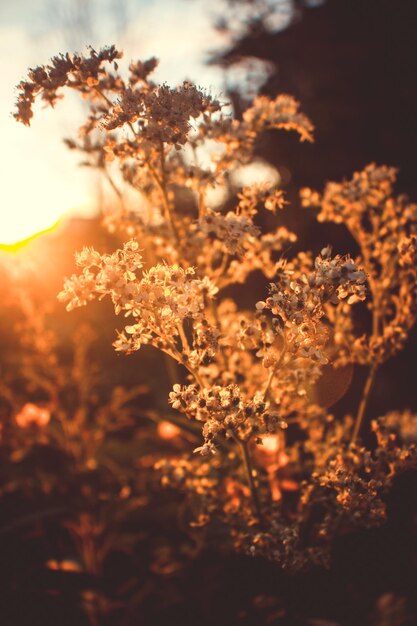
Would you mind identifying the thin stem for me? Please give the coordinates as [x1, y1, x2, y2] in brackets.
[351, 363, 378, 444]
[95, 87, 138, 140]
[198, 188, 206, 218]
[348, 222, 381, 443]
[147, 159, 180, 245]
[209, 299, 228, 370]
[238, 438, 264, 525]
[161, 344, 205, 390]
[372, 298, 380, 337]
[163, 352, 180, 388]
[158, 140, 180, 245]
[191, 143, 206, 218]
[184, 363, 205, 389]
[177, 322, 190, 353]
[95, 87, 179, 244]
[103, 168, 124, 208]
[175, 323, 206, 388]
[153, 319, 205, 390]
[262, 335, 287, 402]
[213, 253, 229, 283]
[94, 87, 114, 108]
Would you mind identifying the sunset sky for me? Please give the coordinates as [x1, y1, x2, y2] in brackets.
[1, 0, 230, 244]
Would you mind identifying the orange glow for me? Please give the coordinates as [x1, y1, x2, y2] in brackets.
[261, 434, 282, 454]
[157, 421, 181, 440]
[46, 559, 81, 572]
[15, 403, 51, 428]
[257, 434, 289, 468]
[269, 478, 283, 502]
[224, 478, 250, 512]
[256, 433, 288, 466]
[255, 434, 290, 501]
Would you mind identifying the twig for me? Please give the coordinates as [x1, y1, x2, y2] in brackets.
[351, 363, 378, 444]
[234, 436, 264, 525]
[262, 334, 287, 402]
[158, 139, 180, 245]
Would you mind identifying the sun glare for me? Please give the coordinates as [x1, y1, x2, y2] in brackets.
[1, 123, 92, 249]
[0, 193, 68, 249]
[2, 65, 94, 250]
[0, 218, 63, 253]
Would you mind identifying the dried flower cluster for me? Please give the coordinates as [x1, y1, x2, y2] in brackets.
[301, 164, 417, 366]
[13, 47, 417, 575]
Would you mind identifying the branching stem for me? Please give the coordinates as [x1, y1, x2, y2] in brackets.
[95, 87, 179, 245]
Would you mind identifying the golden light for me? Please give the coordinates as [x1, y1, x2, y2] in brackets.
[0, 218, 63, 253]
[2, 50, 94, 249]
[256, 435, 292, 502]
[261, 434, 282, 454]
[256, 434, 289, 472]
[45, 559, 81, 573]
[0, 0, 229, 251]
[157, 421, 181, 440]
[0, 143, 89, 248]
[15, 403, 51, 428]
[231, 160, 280, 188]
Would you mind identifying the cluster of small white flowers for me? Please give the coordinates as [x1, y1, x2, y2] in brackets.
[169, 383, 286, 454]
[223, 228, 298, 286]
[257, 249, 366, 320]
[59, 242, 218, 356]
[14, 46, 122, 126]
[312, 248, 367, 305]
[187, 319, 221, 369]
[398, 235, 417, 268]
[199, 209, 260, 255]
[128, 57, 159, 86]
[256, 249, 366, 364]
[104, 82, 221, 147]
[302, 165, 417, 365]
[58, 240, 143, 312]
[375, 410, 417, 445]
[300, 164, 398, 223]
[114, 264, 218, 352]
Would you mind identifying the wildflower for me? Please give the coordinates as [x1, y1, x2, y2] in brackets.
[14, 46, 122, 126]
[16, 47, 417, 572]
[169, 383, 286, 453]
[257, 249, 366, 366]
[104, 82, 221, 147]
[199, 209, 260, 255]
[302, 164, 417, 365]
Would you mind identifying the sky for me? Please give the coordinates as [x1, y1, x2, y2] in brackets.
[1, 0, 231, 244]
[1, 0, 291, 245]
